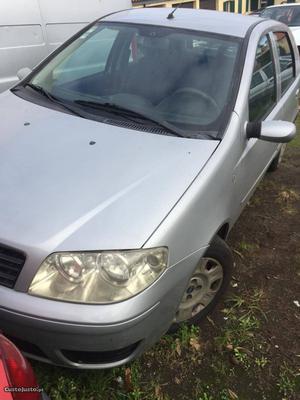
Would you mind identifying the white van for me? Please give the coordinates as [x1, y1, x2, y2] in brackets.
[0, 0, 131, 92]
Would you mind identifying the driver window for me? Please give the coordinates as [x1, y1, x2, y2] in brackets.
[53, 27, 119, 85]
[249, 34, 276, 122]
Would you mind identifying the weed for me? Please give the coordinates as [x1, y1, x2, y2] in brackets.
[198, 394, 214, 400]
[176, 324, 200, 346]
[233, 348, 251, 370]
[194, 384, 214, 400]
[217, 290, 264, 351]
[254, 356, 268, 368]
[289, 121, 300, 148]
[277, 363, 298, 398]
[196, 386, 239, 400]
[238, 241, 259, 252]
[225, 290, 266, 319]
[215, 289, 270, 379]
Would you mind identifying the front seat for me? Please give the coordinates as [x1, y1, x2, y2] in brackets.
[124, 36, 175, 104]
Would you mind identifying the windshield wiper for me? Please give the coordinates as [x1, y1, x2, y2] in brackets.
[24, 83, 86, 118]
[199, 132, 219, 140]
[74, 100, 186, 138]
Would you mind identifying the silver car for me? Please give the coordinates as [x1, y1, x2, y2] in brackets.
[0, 8, 298, 369]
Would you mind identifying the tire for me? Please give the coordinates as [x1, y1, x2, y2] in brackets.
[268, 144, 286, 172]
[169, 236, 233, 333]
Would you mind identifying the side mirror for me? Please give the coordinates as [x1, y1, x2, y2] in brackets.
[246, 120, 296, 143]
[17, 67, 32, 81]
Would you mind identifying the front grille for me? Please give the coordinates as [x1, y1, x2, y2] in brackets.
[61, 341, 141, 365]
[0, 244, 26, 288]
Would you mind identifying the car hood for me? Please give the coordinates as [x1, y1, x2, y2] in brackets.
[0, 92, 219, 254]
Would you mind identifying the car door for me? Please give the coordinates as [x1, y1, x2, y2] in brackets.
[234, 28, 298, 213]
[234, 33, 279, 208]
[271, 30, 299, 122]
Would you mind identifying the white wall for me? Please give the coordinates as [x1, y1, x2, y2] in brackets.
[39, 0, 132, 22]
[0, 0, 132, 92]
[0, 0, 41, 25]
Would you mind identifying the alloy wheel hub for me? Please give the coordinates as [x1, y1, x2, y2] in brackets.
[175, 257, 224, 323]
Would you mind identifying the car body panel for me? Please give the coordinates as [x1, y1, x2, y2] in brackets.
[232, 22, 299, 215]
[103, 8, 262, 38]
[0, 247, 206, 368]
[0, 9, 298, 369]
[290, 26, 300, 47]
[0, 91, 218, 290]
[0, 334, 50, 399]
[0, 359, 12, 400]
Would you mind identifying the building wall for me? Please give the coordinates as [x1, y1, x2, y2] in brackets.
[132, 0, 299, 13]
[132, 0, 200, 8]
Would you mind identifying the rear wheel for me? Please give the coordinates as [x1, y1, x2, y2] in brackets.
[169, 236, 233, 332]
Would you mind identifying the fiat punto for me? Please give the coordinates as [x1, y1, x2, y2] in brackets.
[0, 8, 298, 369]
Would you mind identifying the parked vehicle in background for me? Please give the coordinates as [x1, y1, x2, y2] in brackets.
[0, 8, 298, 370]
[0, 0, 131, 92]
[0, 334, 49, 399]
[260, 4, 300, 52]
[248, 7, 265, 16]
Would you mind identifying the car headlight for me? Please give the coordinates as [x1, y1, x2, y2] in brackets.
[28, 248, 168, 304]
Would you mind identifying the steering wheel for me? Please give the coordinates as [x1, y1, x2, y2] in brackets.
[172, 87, 221, 114]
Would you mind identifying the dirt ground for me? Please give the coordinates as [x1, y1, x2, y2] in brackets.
[226, 142, 300, 397]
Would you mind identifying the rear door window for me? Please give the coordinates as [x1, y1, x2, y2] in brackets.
[273, 31, 295, 95]
[249, 34, 276, 122]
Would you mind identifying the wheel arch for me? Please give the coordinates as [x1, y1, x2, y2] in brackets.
[215, 222, 230, 241]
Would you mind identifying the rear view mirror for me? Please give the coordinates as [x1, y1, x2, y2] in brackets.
[246, 120, 296, 143]
[17, 67, 32, 81]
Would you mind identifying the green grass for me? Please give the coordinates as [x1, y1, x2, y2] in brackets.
[33, 296, 298, 400]
[33, 325, 203, 400]
[290, 117, 300, 148]
[216, 290, 263, 358]
[33, 290, 275, 400]
[34, 362, 158, 400]
[277, 363, 300, 399]
[237, 241, 259, 252]
[33, 292, 299, 400]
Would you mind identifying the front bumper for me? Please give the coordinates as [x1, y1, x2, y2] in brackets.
[0, 300, 163, 369]
[0, 249, 206, 369]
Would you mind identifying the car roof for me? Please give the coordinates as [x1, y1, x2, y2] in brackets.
[102, 8, 263, 38]
[265, 3, 300, 8]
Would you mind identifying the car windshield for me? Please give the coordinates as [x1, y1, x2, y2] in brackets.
[28, 22, 241, 138]
[261, 6, 300, 26]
